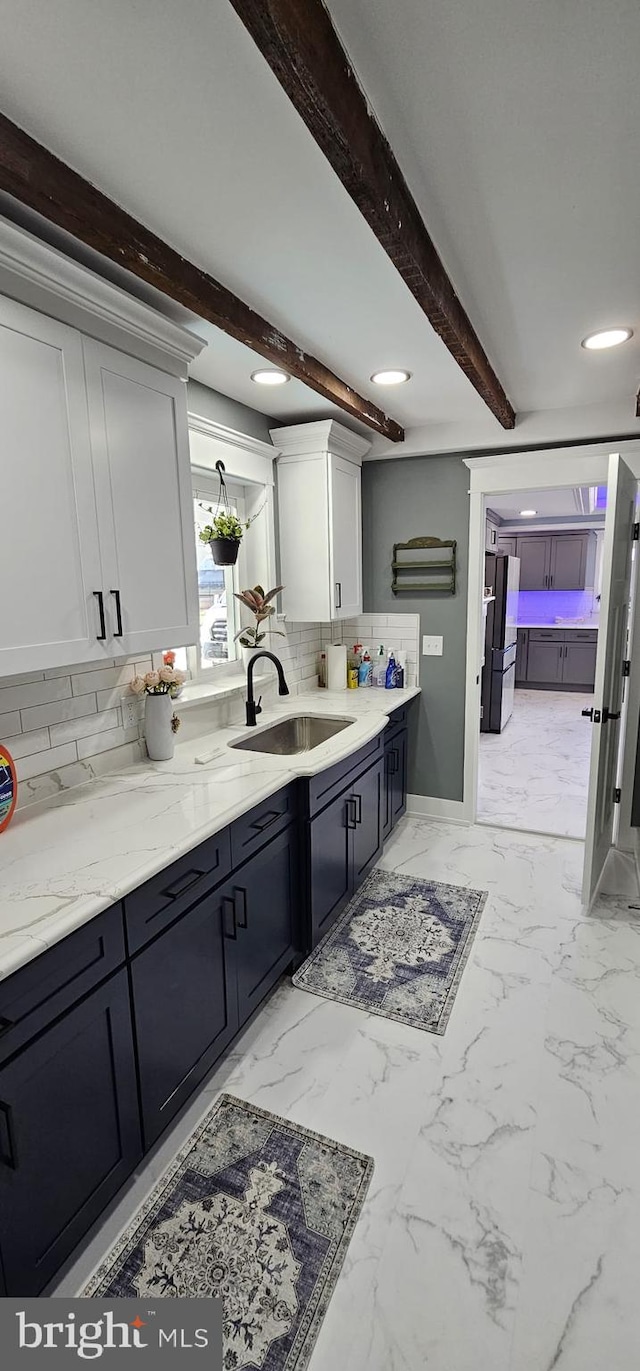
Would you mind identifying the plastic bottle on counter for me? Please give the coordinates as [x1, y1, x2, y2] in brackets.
[385, 650, 397, 688]
[347, 644, 362, 689]
[395, 652, 406, 688]
[358, 648, 373, 687]
[373, 645, 387, 687]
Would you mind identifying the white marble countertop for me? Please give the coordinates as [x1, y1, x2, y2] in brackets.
[0, 685, 420, 981]
[517, 622, 599, 630]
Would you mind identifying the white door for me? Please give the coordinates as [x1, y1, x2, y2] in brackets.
[582, 453, 637, 905]
[83, 340, 199, 654]
[329, 454, 362, 620]
[0, 297, 107, 675]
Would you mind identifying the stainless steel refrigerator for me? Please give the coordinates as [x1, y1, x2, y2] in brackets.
[481, 553, 521, 732]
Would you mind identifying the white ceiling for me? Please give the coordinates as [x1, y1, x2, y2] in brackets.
[0, 0, 638, 454]
[488, 488, 603, 520]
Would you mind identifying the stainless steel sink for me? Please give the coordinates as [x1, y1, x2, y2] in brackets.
[229, 715, 353, 755]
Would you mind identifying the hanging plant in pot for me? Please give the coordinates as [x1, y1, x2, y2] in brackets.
[234, 584, 284, 666]
[197, 459, 265, 567]
[130, 667, 186, 762]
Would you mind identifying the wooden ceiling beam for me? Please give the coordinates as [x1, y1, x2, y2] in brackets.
[0, 112, 404, 442]
[228, 0, 516, 430]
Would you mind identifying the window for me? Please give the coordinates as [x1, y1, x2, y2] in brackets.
[171, 475, 248, 682]
[193, 495, 239, 672]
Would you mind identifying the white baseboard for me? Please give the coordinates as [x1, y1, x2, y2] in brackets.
[405, 794, 471, 825]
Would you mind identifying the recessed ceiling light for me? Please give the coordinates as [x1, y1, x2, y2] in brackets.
[251, 368, 290, 385]
[370, 369, 412, 385]
[581, 328, 633, 350]
[520, 509, 537, 517]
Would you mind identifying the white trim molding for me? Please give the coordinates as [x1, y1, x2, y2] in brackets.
[270, 419, 371, 464]
[0, 215, 205, 371]
[189, 415, 277, 487]
[406, 795, 470, 824]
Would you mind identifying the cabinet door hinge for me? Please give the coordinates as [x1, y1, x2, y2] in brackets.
[614, 787, 622, 804]
[633, 523, 639, 542]
[623, 660, 631, 677]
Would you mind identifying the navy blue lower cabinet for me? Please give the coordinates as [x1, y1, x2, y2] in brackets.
[384, 728, 408, 838]
[130, 885, 240, 1149]
[309, 787, 352, 947]
[233, 825, 299, 1026]
[0, 969, 141, 1296]
[308, 756, 386, 948]
[351, 757, 385, 888]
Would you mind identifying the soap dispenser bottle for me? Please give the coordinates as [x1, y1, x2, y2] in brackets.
[374, 645, 386, 687]
[358, 648, 373, 687]
[385, 650, 397, 689]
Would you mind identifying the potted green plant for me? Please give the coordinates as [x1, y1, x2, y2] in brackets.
[234, 584, 284, 665]
[198, 510, 249, 567]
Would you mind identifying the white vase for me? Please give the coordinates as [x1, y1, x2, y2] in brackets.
[144, 692, 175, 761]
[241, 645, 262, 670]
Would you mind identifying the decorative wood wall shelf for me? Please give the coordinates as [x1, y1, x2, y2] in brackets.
[391, 537, 457, 595]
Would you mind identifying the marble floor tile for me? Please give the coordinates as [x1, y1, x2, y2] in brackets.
[478, 688, 593, 838]
[50, 816, 640, 1370]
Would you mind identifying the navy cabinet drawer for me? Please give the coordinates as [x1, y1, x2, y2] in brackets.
[125, 828, 232, 954]
[230, 784, 297, 868]
[308, 734, 383, 817]
[0, 905, 126, 1065]
[562, 628, 598, 642]
[529, 629, 562, 641]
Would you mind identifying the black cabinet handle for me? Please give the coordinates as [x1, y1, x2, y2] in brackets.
[345, 797, 357, 830]
[354, 793, 362, 825]
[222, 895, 237, 940]
[335, 582, 342, 610]
[93, 591, 107, 641]
[234, 886, 248, 929]
[387, 748, 399, 776]
[162, 868, 206, 901]
[250, 809, 281, 834]
[111, 589, 123, 637]
[0, 1101, 17, 1170]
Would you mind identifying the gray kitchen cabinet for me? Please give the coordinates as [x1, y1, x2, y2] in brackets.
[497, 536, 517, 556]
[515, 629, 529, 684]
[514, 532, 596, 591]
[562, 640, 598, 687]
[516, 536, 551, 590]
[549, 535, 589, 591]
[526, 638, 563, 684]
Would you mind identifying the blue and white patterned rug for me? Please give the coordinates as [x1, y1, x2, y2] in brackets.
[293, 870, 488, 1034]
[83, 1094, 373, 1371]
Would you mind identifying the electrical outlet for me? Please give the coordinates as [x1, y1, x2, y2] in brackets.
[122, 695, 140, 729]
[422, 635, 443, 656]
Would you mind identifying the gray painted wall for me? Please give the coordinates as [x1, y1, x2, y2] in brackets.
[187, 379, 273, 445]
[362, 454, 469, 801]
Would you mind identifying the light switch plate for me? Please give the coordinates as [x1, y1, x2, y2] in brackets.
[422, 635, 443, 656]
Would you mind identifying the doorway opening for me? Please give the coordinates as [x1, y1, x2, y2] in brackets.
[463, 445, 640, 907]
[477, 484, 606, 840]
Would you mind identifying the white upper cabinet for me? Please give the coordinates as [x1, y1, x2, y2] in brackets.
[272, 421, 370, 622]
[0, 218, 204, 676]
[0, 297, 105, 675]
[83, 341, 198, 653]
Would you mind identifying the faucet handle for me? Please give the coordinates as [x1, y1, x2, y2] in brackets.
[256, 695, 262, 715]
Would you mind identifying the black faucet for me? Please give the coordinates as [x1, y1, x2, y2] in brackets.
[245, 650, 290, 726]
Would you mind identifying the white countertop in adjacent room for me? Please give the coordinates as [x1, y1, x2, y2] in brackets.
[517, 622, 599, 630]
[0, 685, 420, 981]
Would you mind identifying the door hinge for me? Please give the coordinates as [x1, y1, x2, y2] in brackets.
[614, 787, 622, 804]
[633, 523, 639, 541]
[623, 660, 631, 677]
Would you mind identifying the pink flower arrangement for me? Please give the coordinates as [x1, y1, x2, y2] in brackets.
[129, 667, 186, 697]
